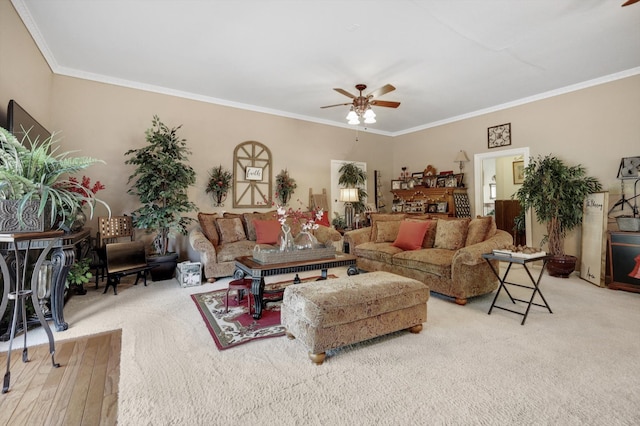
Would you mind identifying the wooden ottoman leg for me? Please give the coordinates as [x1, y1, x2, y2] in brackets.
[408, 324, 423, 334]
[308, 352, 326, 365]
[286, 331, 295, 340]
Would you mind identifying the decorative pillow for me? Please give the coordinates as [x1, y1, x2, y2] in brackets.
[370, 213, 405, 241]
[197, 212, 219, 246]
[392, 220, 430, 251]
[434, 218, 471, 250]
[407, 218, 438, 248]
[316, 210, 331, 227]
[465, 216, 494, 246]
[215, 217, 247, 244]
[374, 221, 402, 242]
[243, 212, 273, 241]
[253, 219, 281, 244]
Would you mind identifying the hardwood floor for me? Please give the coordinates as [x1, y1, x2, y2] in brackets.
[0, 329, 120, 425]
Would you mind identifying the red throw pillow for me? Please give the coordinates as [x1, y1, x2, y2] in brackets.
[392, 220, 430, 251]
[253, 219, 281, 244]
[316, 210, 330, 227]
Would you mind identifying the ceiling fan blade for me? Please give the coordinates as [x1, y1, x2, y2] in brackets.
[622, 0, 639, 6]
[333, 88, 356, 99]
[370, 100, 401, 108]
[367, 84, 396, 99]
[320, 102, 352, 109]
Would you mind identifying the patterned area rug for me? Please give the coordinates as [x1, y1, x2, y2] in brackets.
[192, 275, 336, 350]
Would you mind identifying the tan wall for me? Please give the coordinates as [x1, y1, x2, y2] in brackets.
[394, 75, 640, 257]
[0, 1, 52, 128]
[3, 2, 639, 264]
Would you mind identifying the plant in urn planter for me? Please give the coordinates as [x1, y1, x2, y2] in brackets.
[0, 126, 110, 232]
[125, 116, 196, 281]
[514, 155, 602, 277]
[205, 165, 232, 207]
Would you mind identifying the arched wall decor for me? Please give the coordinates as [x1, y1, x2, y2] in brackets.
[233, 141, 272, 208]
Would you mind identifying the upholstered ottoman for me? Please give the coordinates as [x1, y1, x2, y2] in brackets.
[281, 271, 429, 364]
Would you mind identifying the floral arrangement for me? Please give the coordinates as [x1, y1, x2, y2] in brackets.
[206, 165, 232, 206]
[66, 175, 105, 206]
[275, 169, 297, 205]
[274, 199, 323, 232]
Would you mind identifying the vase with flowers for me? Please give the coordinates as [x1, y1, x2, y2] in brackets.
[275, 169, 297, 206]
[65, 175, 106, 231]
[273, 201, 323, 251]
[206, 165, 232, 207]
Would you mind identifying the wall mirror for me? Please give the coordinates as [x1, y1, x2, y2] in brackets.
[233, 141, 272, 208]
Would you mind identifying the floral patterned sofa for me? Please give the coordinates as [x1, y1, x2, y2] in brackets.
[343, 214, 513, 305]
[189, 211, 342, 282]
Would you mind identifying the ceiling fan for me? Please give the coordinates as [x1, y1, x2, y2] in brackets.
[622, 0, 639, 6]
[321, 84, 400, 124]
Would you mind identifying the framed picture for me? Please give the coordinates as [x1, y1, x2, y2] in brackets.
[436, 176, 446, 188]
[488, 123, 511, 148]
[412, 172, 424, 185]
[245, 166, 263, 181]
[401, 182, 409, 190]
[445, 175, 457, 187]
[437, 202, 448, 213]
[454, 173, 464, 187]
[427, 204, 438, 213]
[439, 170, 453, 176]
[391, 180, 402, 190]
[423, 176, 436, 188]
[513, 160, 524, 184]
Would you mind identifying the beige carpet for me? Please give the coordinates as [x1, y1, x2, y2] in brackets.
[1, 266, 639, 425]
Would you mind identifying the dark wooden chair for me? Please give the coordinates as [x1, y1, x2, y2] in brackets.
[104, 241, 154, 295]
[93, 216, 135, 287]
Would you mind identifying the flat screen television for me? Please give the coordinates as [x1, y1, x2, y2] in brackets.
[7, 99, 51, 149]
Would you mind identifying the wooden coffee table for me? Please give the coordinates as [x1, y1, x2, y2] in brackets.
[234, 254, 358, 319]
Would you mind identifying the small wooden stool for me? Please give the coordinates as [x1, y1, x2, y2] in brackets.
[226, 278, 253, 314]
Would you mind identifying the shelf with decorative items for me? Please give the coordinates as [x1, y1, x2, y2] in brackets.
[391, 187, 470, 218]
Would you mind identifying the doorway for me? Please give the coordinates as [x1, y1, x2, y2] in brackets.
[473, 147, 532, 246]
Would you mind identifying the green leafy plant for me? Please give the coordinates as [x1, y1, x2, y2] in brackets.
[514, 154, 602, 256]
[125, 116, 196, 256]
[206, 165, 232, 206]
[0, 126, 110, 227]
[338, 162, 368, 213]
[275, 169, 297, 205]
[66, 257, 93, 287]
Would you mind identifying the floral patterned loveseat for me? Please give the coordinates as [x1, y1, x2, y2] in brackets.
[189, 211, 342, 282]
[343, 214, 513, 305]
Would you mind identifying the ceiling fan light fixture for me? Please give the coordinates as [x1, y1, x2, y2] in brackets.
[364, 115, 376, 124]
[346, 108, 358, 121]
[348, 116, 360, 125]
[363, 106, 376, 119]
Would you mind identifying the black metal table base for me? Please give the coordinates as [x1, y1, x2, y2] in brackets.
[483, 253, 553, 325]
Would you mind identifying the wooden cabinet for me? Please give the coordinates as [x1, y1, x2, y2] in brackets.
[494, 199, 526, 246]
[391, 187, 470, 219]
[608, 231, 640, 293]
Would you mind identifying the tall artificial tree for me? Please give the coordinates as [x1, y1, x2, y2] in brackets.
[125, 116, 196, 256]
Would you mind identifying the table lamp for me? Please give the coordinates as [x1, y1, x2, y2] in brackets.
[340, 188, 359, 230]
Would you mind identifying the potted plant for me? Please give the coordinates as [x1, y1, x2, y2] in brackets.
[275, 169, 297, 205]
[0, 126, 110, 231]
[338, 162, 368, 213]
[514, 154, 602, 277]
[124, 115, 196, 281]
[205, 165, 232, 207]
[66, 257, 92, 296]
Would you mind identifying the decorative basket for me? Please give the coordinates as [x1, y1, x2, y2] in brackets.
[616, 216, 640, 232]
[253, 245, 336, 264]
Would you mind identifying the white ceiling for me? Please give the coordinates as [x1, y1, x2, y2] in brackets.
[12, 0, 640, 136]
